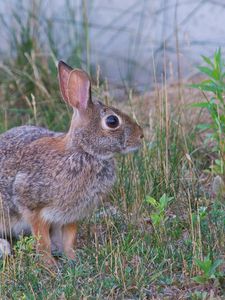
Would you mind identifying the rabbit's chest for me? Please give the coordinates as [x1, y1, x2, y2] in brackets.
[41, 157, 116, 223]
[57, 155, 116, 196]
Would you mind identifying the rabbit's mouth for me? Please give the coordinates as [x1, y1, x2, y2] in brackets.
[121, 145, 141, 154]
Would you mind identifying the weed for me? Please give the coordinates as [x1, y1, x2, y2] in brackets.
[190, 49, 225, 176]
[192, 255, 224, 285]
[146, 193, 174, 241]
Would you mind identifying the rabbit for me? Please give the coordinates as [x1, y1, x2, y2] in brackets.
[0, 61, 144, 264]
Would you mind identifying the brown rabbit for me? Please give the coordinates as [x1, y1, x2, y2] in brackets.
[0, 61, 143, 264]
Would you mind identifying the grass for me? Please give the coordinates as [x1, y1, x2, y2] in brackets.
[0, 2, 225, 299]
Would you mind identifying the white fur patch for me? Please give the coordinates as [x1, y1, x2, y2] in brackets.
[0, 239, 11, 258]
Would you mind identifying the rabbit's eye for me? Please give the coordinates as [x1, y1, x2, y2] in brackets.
[105, 115, 120, 129]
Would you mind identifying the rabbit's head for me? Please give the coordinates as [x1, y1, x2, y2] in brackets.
[58, 61, 144, 159]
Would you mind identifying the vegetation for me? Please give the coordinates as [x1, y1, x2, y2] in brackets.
[191, 49, 225, 177]
[0, 2, 224, 299]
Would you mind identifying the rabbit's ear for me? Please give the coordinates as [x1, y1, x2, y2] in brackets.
[58, 61, 73, 103]
[58, 61, 92, 111]
[67, 69, 92, 111]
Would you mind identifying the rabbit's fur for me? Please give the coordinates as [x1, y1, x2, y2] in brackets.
[0, 61, 143, 264]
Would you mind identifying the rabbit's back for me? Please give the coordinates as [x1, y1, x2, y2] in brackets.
[0, 125, 61, 217]
[0, 125, 60, 161]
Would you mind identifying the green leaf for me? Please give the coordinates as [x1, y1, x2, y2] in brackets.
[195, 257, 212, 274]
[210, 259, 224, 276]
[151, 213, 161, 226]
[197, 66, 213, 78]
[215, 159, 223, 167]
[146, 196, 157, 207]
[201, 55, 213, 67]
[214, 48, 222, 67]
[159, 193, 173, 209]
[196, 123, 212, 131]
[190, 102, 209, 108]
[192, 275, 207, 284]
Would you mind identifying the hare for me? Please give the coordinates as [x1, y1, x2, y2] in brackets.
[0, 61, 143, 264]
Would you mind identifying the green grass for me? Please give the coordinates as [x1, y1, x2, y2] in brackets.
[0, 3, 225, 299]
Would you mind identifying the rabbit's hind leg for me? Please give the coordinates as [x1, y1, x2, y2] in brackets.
[62, 223, 78, 260]
[23, 210, 56, 266]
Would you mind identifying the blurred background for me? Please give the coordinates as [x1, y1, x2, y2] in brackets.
[1, 0, 225, 92]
